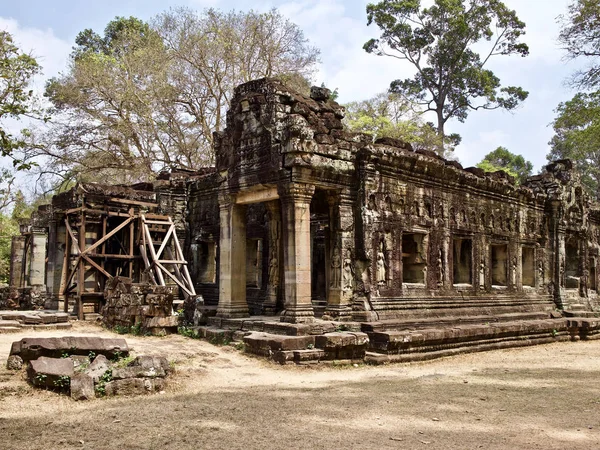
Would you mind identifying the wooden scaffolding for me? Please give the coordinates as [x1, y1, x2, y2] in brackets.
[60, 198, 195, 319]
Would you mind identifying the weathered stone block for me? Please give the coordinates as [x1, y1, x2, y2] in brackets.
[144, 315, 179, 328]
[243, 332, 315, 356]
[70, 373, 95, 401]
[104, 377, 165, 396]
[11, 337, 129, 361]
[28, 357, 73, 389]
[6, 355, 23, 370]
[85, 354, 111, 383]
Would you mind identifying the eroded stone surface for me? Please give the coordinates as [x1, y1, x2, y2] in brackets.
[10, 337, 129, 361]
[70, 373, 95, 401]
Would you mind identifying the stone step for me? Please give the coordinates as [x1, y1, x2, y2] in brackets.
[365, 332, 571, 364]
[361, 311, 552, 333]
[367, 319, 569, 355]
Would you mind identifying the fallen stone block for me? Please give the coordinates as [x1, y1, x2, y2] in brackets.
[85, 355, 111, 383]
[130, 355, 170, 374]
[69, 355, 91, 370]
[315, 332, 369, 360]
[104, 377, 165, 396]
[112, 365, 166, 380]
[144, 315, 179, 328]
[243, 332, 316, 356]
[6, 355, 23, 370]
[28, 357, 73, 389]
[11, 337, 129, 361]
[70, 373, 95, 401]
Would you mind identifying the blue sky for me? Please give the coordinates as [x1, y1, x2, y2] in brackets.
[0, 0, 583, 179]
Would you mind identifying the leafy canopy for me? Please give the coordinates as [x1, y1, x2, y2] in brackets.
[0, 31, 41, 170]
[548, 91, 600, 198]
[34, 9, 319, 187]
[476, 146, 533, 184]
[364, 0, 529, 152]
[343, 92, 460, 155]
[558, 0, 600, 89]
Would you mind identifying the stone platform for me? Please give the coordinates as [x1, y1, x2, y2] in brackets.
[0, 310, 71, 333]
[189, 313, 600, 365]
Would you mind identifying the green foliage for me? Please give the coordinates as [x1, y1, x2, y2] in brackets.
[53, 375, 70, 390]
[178, 326, 200, 339]
[476, 146, 533, 184]
[35, 9, 319, 187]
[558, 0, 600, 89]
[364, 0, 529, 152]
[95, 369, 113, 396]
[0, 30, 41, 169]
[548, 91, 600, 198]
[343, 91, 460, 156]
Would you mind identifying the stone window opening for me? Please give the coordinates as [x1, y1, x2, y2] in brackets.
[246, 239, 263, 288]
[491, 244, 508, 287]
[196, 241, 216, 284]
[402, 233, 427, 285]
[453, 238, 472, 285]
[522, 247, 535, 287]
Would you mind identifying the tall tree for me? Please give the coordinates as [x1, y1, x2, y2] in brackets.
[32, 9, 319, 187]
[0, 31, 41, 170]
[364, 0, 529, 153]
[343, 92, 460, 154]
[476, 146, 533, 184]
[548, 91, 600, 198]
[558, 0, 600, 89]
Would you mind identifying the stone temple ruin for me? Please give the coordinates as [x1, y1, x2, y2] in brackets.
[4, 78, 600, 363]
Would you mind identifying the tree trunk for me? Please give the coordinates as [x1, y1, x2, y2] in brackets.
[436, 109, 445, 156]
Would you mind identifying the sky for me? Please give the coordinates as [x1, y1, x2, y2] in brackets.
[0, 0, 584, 183]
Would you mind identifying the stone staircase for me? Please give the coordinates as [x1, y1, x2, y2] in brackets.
[0, 311, 72, 333]
[187, 311, 600, 365]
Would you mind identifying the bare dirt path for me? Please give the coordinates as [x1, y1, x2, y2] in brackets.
[1, 322, 599, 450]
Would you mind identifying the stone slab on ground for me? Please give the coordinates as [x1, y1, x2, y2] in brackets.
[315, 332, 370, 360]
[70, 373, 95, 400]
[84, 355, 112, 383]
[27, 356, 74, 388]
[243, 332, 316, 356]
[10, 336, 129, 361]
[104, 377, 166, 396]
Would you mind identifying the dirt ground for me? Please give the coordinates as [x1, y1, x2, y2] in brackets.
[0, 323, 599, 450]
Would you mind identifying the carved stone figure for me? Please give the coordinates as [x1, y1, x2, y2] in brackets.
[376, 244, 387, 285]
[511, 256, 517, 286]
[437, 249, 444, 287]
[479, 260, 486, 289]
[343, 256, 353, 291]
[331, 247, 341, 288]
[268, 256, 278, 286]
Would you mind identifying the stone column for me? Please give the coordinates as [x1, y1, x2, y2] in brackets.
[29, 230, 47, 287]
[280, 182, 315, 323]
[264, 200, 281, 315]
[217, 196, 249, 318]
[9, 235, 26, 288]
[325, 192, 354, 320]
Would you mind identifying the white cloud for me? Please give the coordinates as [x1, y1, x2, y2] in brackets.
[0, 16, 71, 88]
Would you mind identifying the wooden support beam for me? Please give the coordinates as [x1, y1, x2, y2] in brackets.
[109, 197, 157, 208]
[82, 216, 134, 255]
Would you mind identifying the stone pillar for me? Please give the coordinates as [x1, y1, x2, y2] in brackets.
[217, 196, 249, 318]
[325, 192, 354, 320]
[264, 201, 281, 315]
[29, 230, 48, 287]
[280, 183, 315, 323]
[9, 235, 26, 288]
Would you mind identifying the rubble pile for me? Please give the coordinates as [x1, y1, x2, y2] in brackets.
[101, 277, 180, 335]
[7, 336, 171, 400]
